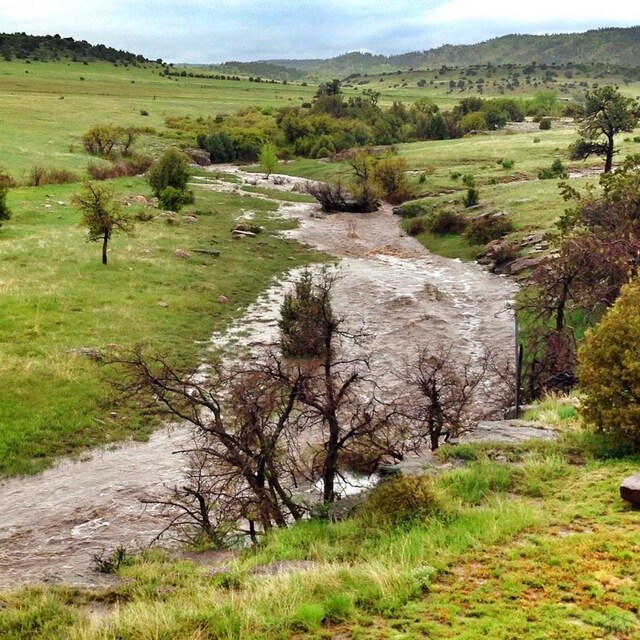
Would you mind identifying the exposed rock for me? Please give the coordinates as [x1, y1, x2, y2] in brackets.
[232, 229, 257, 238]
[184, 215, 198, 223]
[184, 148, 211, 167]
[157, 300, 169, 308]
[620, 475, 640, 506]
[192, 248, 220, 257]
[454, 420, 558, 444]
[174, 249, 191, 259]
[132, 195, 148, 205]
[507, 254, 547, 276]
[218, 295, 229, 304]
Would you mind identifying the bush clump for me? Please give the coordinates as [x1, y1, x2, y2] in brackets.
[27, 166, 79, 186]
[429, 210, 468, 235]
[361, 475, 441, 526]
[578, 281, 640, 445]
[406, 217, 428, 236]
[539, 117, 552, 130]
[538, 158, 567, 180]
[465, 214, 514, 244]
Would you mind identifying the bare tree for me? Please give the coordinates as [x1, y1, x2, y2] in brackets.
[401, 345, 510, 450]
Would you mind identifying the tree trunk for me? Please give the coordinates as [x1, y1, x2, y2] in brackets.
[102, 230, 109, 265]
[604, 136, 614, 173]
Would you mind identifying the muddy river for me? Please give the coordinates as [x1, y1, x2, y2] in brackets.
[0, 169, 517, 587]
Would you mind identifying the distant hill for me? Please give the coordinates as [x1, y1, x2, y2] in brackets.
[232, 26, 640, 80]
[0, 32, 157, 65]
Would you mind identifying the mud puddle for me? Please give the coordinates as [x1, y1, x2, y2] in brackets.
[0, 168, 517, 588]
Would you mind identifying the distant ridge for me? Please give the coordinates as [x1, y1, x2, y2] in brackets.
[0, 32, 157, 64]
[216, 26, 640, 80]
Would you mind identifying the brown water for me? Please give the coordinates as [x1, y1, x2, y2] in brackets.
[0, 169, 517, 588]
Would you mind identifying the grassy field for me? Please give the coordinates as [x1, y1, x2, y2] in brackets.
[1, 429, 638, 639]
[0, 176, 320, 476]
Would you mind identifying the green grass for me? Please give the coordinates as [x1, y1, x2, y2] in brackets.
[2, 437, 639, 639]
[0, 177, 320, 476]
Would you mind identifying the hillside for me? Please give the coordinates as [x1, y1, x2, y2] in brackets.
[223, 26, 640, 79]
[0, 32, 156, 65]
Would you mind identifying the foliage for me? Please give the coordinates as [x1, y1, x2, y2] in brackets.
[569, 86, 640, 173]
[463, 187, 480, 208]
[465, 214, 514, 244]
[539, 117, 552, 130]
[148, 147, 191, 200]
[279, 269, 332, 359]
[72, 182, 134, 264]
[158, 185, 194, 212]
[519, 159, 640, 398]
[406, 217, 428, 236]
[361, 475, 441, 525]
[578, 280, 640, 444]
[82, 123, 139, 157]
[429, 210, 468, 235]
[538, 158, 567, 179]
[259, 142, 279, 178]
[26, 165, 79, 186]
[0, 185, 11, 228]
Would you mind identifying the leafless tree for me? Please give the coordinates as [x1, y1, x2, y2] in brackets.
[400, 345, 511, 450]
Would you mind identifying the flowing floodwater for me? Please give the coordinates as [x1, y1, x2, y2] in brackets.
[0, 169, 517, 587]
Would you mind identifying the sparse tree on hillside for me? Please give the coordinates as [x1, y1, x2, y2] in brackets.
[73, 182, 134, 265]
[569, 86, 639, 173]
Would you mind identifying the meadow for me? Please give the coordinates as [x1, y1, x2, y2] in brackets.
[1, 54, 640, 640]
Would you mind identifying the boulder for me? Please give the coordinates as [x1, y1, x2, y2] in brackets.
[174, 249, 191, 259]
[453, 420, 558, 445]
[620, 475, 640, 506]
[184, 148, 211, 166]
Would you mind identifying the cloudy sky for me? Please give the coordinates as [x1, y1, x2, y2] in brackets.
[4, 1, 640, 63]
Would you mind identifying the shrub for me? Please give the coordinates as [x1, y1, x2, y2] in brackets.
[463, 187, 480, 208]
[361, 475, 440, 526]
[429, 210, 467, 235]
[148, 148, 191, 198]
[539, 117, 552, 130]
[407, 217, 427, 236]
[397, 201, 430, 218]
[578, 281, 640, 444]
[499, 158, 515, 170]
[159, 186, 194, 212]
[0, 186, 12, 227]
[465, 214, 514, 244]
[88, 155, 153, 180]
[27, 166, 79, 186]
[538, 158, 567, 180]
[0, 167, 15, 188]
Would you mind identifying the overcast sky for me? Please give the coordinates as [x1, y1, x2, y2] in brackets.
[4, 1, 640, 63]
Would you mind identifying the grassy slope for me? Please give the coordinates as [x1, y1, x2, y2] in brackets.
[0, 177, 319, 475]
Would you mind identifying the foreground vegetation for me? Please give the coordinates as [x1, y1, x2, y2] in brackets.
[1, 428, 638, 639]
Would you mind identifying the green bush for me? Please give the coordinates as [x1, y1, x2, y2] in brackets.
[538, 158, 567, 180]
[539, 117, 552, 130]
[463, 187, 480, 208]
[159, 185, 194, 212]
[578, 280, 640, 444]
[148, 148, 191, 198]
[398, 201, 430, 218]
[465, 214, 514, 244]
[361, 475, 440, 526]
[0, 186, 12, 227]
[429, 210, 468, 235]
